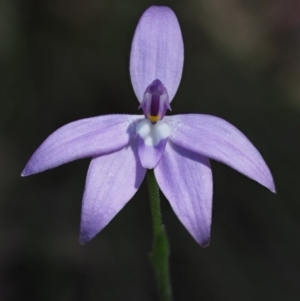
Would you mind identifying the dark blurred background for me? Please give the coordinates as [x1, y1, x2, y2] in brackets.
[1, 0, 300, 300]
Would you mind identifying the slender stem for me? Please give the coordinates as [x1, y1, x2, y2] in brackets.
[147, 170, 172, 301]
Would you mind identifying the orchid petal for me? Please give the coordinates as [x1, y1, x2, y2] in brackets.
[166, 115, 275, 192]
[22, 115, 142, 176]
[80, 143, 146, 244]
[137, 136, 168, 169]
[155, 142, 213, 247]
[136, 119, 170, 169]
[130, 6, 184, 103]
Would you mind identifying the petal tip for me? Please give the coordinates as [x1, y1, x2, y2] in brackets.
[196, 235, 210, 248]
[200, 239, 210, 248]
[79, 237, 88, 245]
[270, 184, 276, 194]
[261, 173, 276, 193]
[21, 166, 31, 177]
[79, 230, 94, 245]
[79, 217, 98, 245]
[21, 162, 41, 177]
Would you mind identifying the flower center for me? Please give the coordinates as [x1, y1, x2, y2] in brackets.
[139, 79, 171, 123]
[136, 119, 171, 146]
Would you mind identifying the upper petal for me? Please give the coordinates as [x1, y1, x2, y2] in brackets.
[166, 114, 275, 192]
[130, 6, 184, 103]
[22, 114, 142, 176]
[154, 142, 213, 247]
[80, 142, 146, 244]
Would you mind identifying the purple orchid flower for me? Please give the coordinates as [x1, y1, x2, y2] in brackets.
[22, 6, 275, 247]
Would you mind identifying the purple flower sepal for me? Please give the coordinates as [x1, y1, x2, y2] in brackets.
[22, 6, 275, 247]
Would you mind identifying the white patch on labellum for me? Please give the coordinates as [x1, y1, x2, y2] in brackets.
[136, 119, 171, 146]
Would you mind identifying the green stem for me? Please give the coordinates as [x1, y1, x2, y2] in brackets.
[147, 170, 172, 301]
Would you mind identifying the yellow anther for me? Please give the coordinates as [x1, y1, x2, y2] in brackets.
[148, 115, 160, 122]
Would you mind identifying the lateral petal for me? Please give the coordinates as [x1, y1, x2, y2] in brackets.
[155, 142, 213, 247]
[80, 143, 146, 244]
[130, 6, 184, 103]
[166, 114, 275, 192]
[22, 115, 142, 176]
